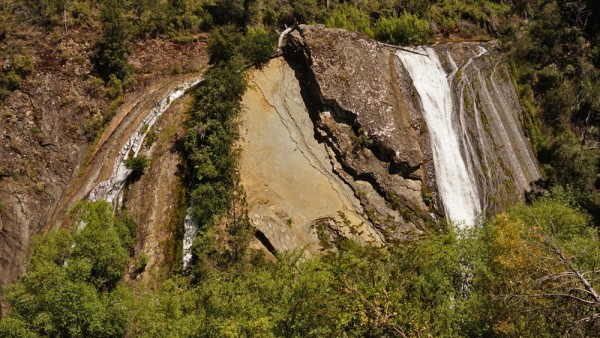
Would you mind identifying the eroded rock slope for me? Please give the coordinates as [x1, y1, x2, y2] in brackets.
[284, 25, 435, 240]
[240, 58, 382, 253]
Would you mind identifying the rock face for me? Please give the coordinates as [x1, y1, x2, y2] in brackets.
[432, 43, 541, 215]
[284, 25, 434, 240]
[240, 59, 383, 253]
[277, 25, 541, 239]
[0, 27, 208, 288]
[123, 94, 192, 281]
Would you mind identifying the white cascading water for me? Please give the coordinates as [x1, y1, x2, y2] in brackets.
[182, 208, 197, 269]
[89, 78, 202, 205]
[87, 78, 202, 269]
[397, 47, 481, 227]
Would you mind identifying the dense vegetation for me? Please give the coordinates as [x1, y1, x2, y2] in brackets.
[1, 0, 599, 336]
[2, 192, 599, 336]
[508, 0, 600, 223]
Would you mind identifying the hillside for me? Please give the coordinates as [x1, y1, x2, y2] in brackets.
[1, 0, 599, 336]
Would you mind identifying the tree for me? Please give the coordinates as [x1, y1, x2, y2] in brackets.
[326, 4, 374, 38]
[125, 155, 149, 182]
[467, 190, 600, 336]
[374, 11, 430, 45]
[241, 25, 276, 68]
[0, 202, 131, 337]
[92, 0, 133, 82]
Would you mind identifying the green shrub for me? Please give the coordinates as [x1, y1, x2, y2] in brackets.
[1, 70, 21, 91]
[92, 0, 134, 82]
[374, 11, 430, 45]
[185, 58, 248, 230]
[107, 74, 123, 99]
[241, 25, 276, 68]
[326, 4, 374, 38]
[71, 1, 92, 25]
[0, 202, 132, 337]
[134, 253, 149, 273]
[12, 54, 34, 74]
[208, 25, 243, 63]
[206, 0, 246, 26]
[115, 214, 138, 250]
[125, 155, 149, 182]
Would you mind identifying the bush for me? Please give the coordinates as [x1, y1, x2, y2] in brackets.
[208, 25, 243, 63]
[185, 59, 248, 230]
[71, 1, 92, 25]
[206, 0, 246, 26]
[1, 70, 20, 91]
[374, 11, 430, 45]
[0, 202, 131, 337]
[92, 0, 134, 82]
[124, 155, 149, 182]
[241, 26, 276, 68]
[326, 4, 374, 39]
[134, 252, 149, 273]
[107, 74, 123, 99]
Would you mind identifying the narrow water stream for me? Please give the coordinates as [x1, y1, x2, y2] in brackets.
[85, 77, 202, 270]
[89, 78, 202, 205]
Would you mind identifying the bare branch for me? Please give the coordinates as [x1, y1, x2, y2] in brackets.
[536, 293, 598, 305]
[576, 313, 600, 323]
[277, 23, 298, 50]
[544, 237, 600, 303]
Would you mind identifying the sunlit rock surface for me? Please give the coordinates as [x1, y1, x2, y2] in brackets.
[282, 24, 540, 234]
[240, 59, 383, 253]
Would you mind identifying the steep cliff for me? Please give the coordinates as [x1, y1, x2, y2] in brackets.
[0, 30, 208, 287]
[240, 58, 382, 254]
[271, 24, 541, 238]
[283, 25, 434, 241]
[432, 43, 541, 218]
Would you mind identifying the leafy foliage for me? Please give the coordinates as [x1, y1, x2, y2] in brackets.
[241, 26, 277, 68]
[374, 11, 430, 45]
[2, 1, 600, 337]
[326, 4, 374, 38]
[184, 58, 247, 232]
[208, 24, 276, 66]
[509, 0, 600, 223]
[0, 51, 34, 102]
[92, 0, 134, 82]
[124, 154, 149, 182]
[0, 202, 132, 337]
[466, 189, 600, 336]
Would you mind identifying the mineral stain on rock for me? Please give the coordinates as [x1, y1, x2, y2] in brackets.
[240, 24, 541, 249]
[240, 58, 382, 253]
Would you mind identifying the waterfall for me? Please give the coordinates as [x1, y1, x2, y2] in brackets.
[86, 77, 202, 270]
[89, 78, 202, 205]
[397, 47, 481, 227]
[182, 208, 197, 269]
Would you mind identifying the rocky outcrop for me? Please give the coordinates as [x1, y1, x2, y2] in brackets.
[433, 43, 541, 215]
[240, 59, 383, 253]
[284, 25, 434, 240]
[281, 24, 540, 236]
[0, 27, 208, 287]
[122, 94, 192, 281]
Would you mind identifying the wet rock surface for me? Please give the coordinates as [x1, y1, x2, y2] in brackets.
[123, 94, 192, 281]
[282, 25, 539, 237]
[434, 43, 541, 215]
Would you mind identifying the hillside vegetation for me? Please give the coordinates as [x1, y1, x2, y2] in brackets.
[1, 0, 599, 336]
